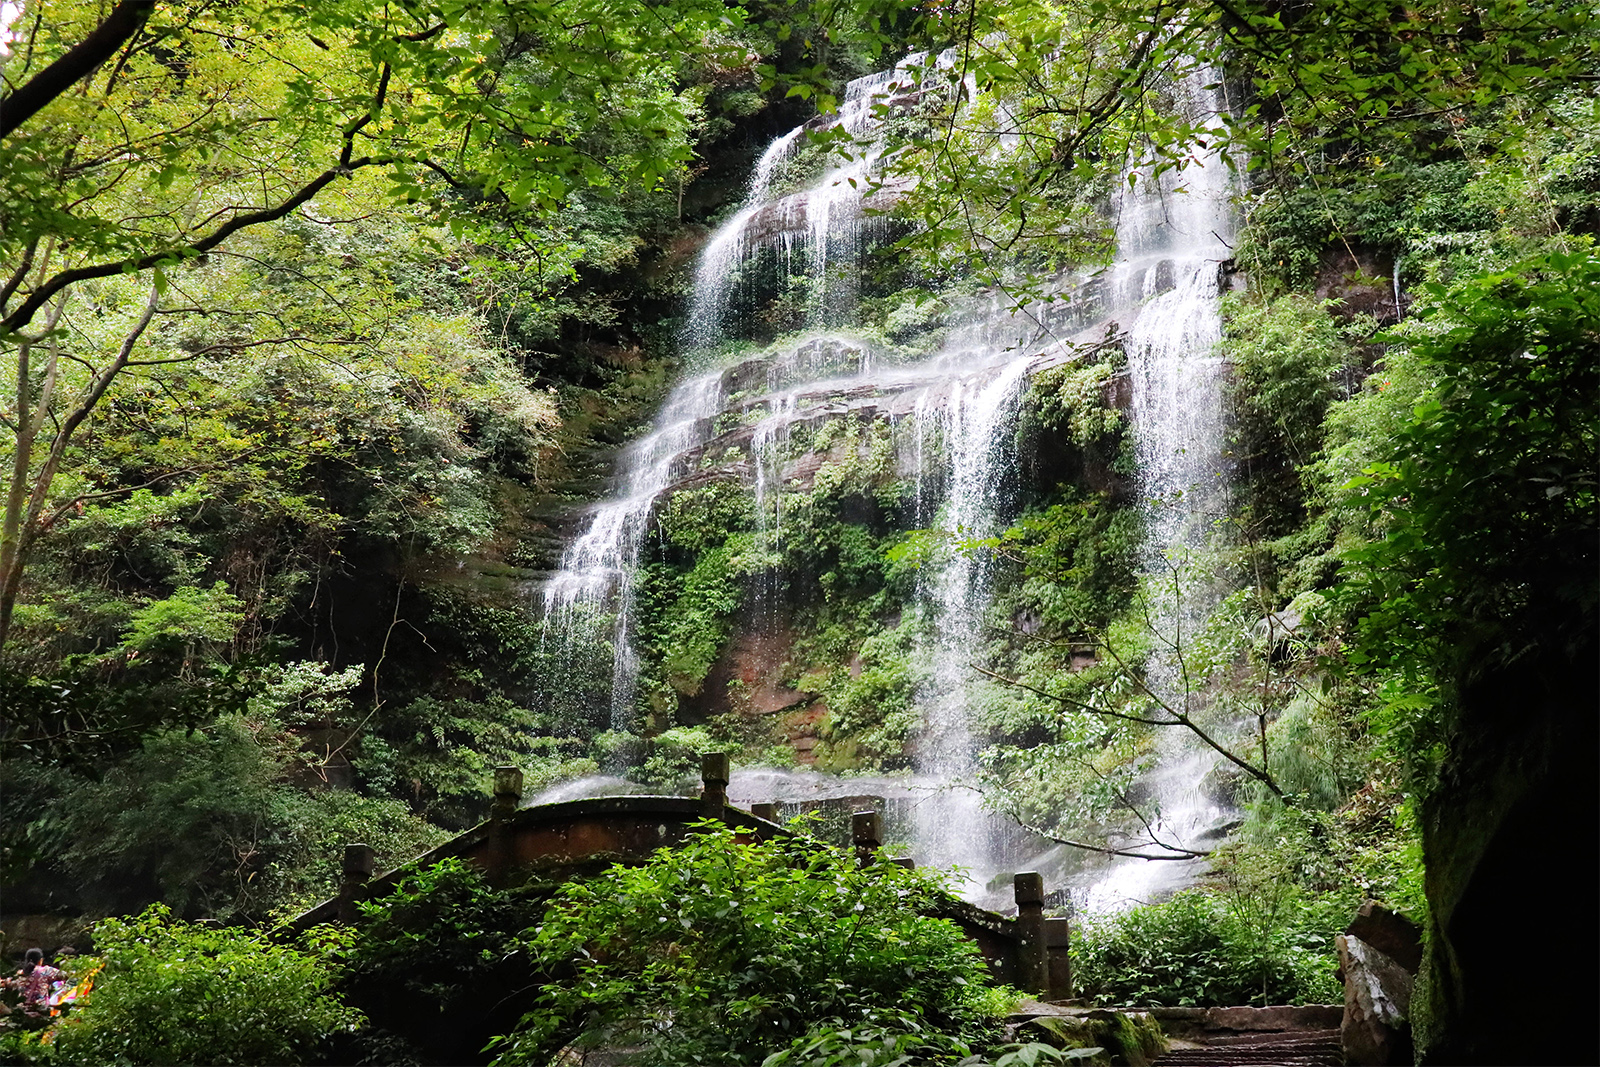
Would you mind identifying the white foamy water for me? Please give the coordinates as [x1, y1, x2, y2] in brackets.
[1078, 65, 1242, 912]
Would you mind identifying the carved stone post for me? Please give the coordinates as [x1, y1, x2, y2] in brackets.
[890, 856, 916, 870]
[337, 843, 375, 924]
[701, 752, 730, 819]
[751, 802, 778, 822]
[1045, 915, 1072, 1000]
[1015, 871, 1047, 995]
[493, 765, 524, 822]
[852, 809, 882, 868]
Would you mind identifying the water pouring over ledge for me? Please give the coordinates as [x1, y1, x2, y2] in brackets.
[534, 55, 1242, 912]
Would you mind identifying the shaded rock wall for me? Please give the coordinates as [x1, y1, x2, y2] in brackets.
[1416, 635, 1599, 1065]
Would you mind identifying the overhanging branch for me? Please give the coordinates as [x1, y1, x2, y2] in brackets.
[1, 156, 383, 337]
[0, 0, 156, 139]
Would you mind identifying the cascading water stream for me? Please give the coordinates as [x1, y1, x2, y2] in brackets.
[537, 55, 1241, 911]
[1078, 66, 1241, 911]
[541, 372, 724, 731]
[543, 52, 981, 737]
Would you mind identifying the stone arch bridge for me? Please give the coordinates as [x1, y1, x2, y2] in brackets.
[290, 756, 1071, 999]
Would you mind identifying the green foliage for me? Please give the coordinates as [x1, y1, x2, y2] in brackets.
[1, 0, 739, 309]
[660, 482, 757, 553]
[758, 1009, 983, 1067]
[1072, 888, 1342, 1008]
[1336, 250, 1599, 722]
[826, 619, 919, 762]
[1024, 356, 1127, 454]
[761, 1010, 1083, 1067]
[361, 689, 542, 828]
[1002, 493, 1142, 636]
[42, 701, 444, 921]
[0, 1029, 57, 1065]
[50, 715, 310, 917]
[48, 905, 359, 1066]
[1238, 144, 1591, 293]
[1223, 293, 1360, 534]
[117, 581, 246, 657]
[1260, 692, 1368, 812]
[490, 821, 1016, 1066]
[341, 859, 551, 1036]
[637, 725, 720, 784]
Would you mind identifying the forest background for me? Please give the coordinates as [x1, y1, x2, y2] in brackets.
[0, 0, 1595, 1064]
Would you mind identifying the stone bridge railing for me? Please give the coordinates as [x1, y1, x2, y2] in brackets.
[290, 755, 1071, 999]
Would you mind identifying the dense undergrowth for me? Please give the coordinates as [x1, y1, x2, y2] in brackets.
[2, 834, 1086, 1067]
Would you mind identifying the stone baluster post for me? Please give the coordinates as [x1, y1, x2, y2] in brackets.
[337, 843, 375, 924]
[1015, 872, 1048, 995]
[493, 765, 524, 823]
[491, 766, 524, 884]
[701, 752, 730, 819]
[852, 809, 882, 868]
[890, 857, 915, 870]
[751, 802, 778, 822]
[1045, 916, 1072, 1000]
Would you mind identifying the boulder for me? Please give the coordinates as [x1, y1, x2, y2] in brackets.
[1018, 1008, 1166, 1067]
[1346, 900, 1422, 975]
[1338, 933, 1414, 1066]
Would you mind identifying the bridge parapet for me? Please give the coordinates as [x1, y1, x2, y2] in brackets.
[288, 757, 1070, 999]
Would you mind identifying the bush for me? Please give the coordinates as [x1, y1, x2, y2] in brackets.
[337, 859, 553, 1065]
[49, 712, 446, 922]
[49, 905, 359, 1065]
[1072, 889, 1341, 1007]
[761, 1010, 1085, 1067]
[488, 820, 1017, 1066]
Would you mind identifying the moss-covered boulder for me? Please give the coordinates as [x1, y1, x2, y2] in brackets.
[1017, 1006, 1167, 1067]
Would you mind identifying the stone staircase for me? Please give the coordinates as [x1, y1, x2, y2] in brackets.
[1143, 1006, 1344, 1066]
[1153, 1028, 1344, 1066]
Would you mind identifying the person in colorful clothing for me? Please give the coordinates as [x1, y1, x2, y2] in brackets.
[17, 949, 62, 1010]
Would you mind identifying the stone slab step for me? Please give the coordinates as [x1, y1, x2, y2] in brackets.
[1153, 1028, 1343, 1066]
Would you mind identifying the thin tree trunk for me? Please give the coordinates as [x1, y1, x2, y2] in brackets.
[0, 288, 156, 651]
[0, 1, 155, 140]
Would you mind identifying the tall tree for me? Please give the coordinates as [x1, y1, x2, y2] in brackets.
[0, 0, 740, 647]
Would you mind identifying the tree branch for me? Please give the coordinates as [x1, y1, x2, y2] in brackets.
[0, 0, 156, 140]
[1006, 811, 1210, 860]
[972, 664, 1173, 726]
[0, 240, 39, 314]
[1, 156, 383, 337]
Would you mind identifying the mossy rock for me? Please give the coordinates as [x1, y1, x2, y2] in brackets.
[1022, 1010, 1167, 1067]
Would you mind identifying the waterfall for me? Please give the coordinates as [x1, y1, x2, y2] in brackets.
[1080, 67, 1240, 912]
[537, 56, 1240, 910]
[541, 372, 724, 734]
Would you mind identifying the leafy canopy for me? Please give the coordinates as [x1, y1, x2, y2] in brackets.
[1340, 249, 1600, 680]
[1, 0, 744, 335]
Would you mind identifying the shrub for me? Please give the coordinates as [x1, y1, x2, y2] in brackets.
[49, 905, 359, 1065]
[488, 820, 1017, 1066]
[761, 1010, 1085, 1067]
[337, 859, 553, 1065]
[1072, 889, 1341, 1007]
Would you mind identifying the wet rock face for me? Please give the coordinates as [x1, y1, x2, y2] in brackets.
[1337, 933, 1414, 1066]
[1314, 245, 1403, 325]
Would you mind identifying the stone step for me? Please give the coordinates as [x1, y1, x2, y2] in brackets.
[1191, 1031, 1341, 1048]
[1153, 1028, 1343, 1066]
